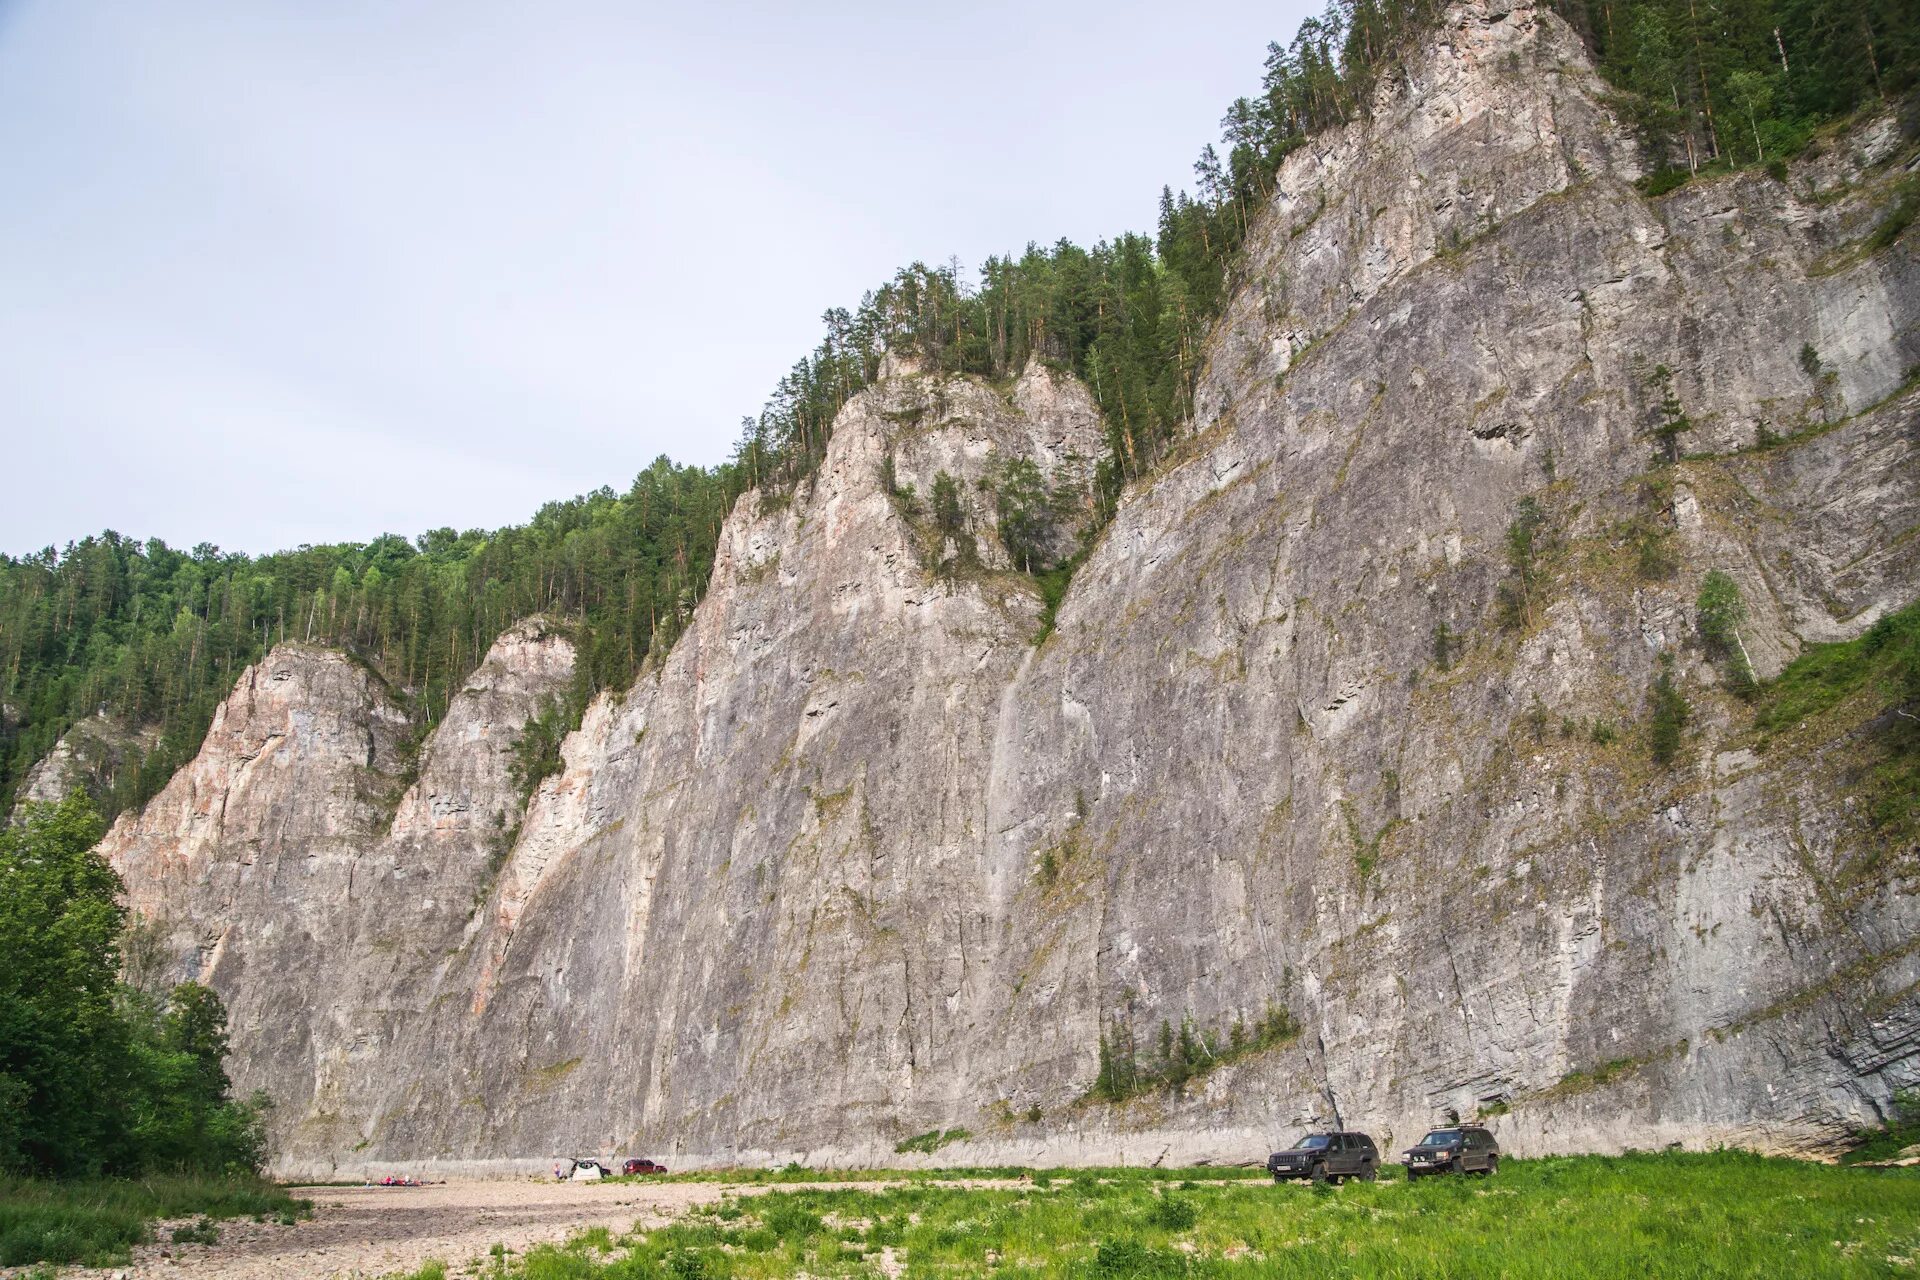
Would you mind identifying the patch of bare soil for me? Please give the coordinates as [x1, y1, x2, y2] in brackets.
[43, 1179, 729, 1280]
[20, 1176, 1044, 1279]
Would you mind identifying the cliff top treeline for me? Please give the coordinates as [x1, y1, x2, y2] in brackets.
[4, 0, 1914, 818]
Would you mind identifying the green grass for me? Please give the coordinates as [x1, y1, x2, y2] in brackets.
[1031, 562, 1077, 644]
[432, 1152, 1920, 1279]
[616, 1164, 1268, 1187]
[1753, 601, 1919, 845]
[0, 1173, 308, 1267]
[1757, 601, 1920, 732]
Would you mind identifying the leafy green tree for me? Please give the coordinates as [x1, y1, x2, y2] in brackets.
[124, 983, 269, 1175]
[0, 797, 266, 1176]
[0, 796, 121, 1175]
[1725, 69, 1778, 160]
[1697, 570, 1755, 692]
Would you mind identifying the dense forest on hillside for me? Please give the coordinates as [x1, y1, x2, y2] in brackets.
[0, 460, 734, 815]
[4, 0, 1915, 818]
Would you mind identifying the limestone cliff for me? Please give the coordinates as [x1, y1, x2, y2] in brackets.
[8, 712, 156, 820]
[97, 0, 1919, 1173]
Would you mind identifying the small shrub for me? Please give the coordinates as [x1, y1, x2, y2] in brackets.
[508, 698, 577, 805]
[665, 1248, 712, 1280]
[1866, 177, 1918, 255]
[1092, 1237, 1187, 1278]
[1640, 168, 1692, 197]
[1590, 720, 1619, 745]
[1799, 343, 1823, 380]
[1025, 1104, 1043, 1124]
[878, 454, 918, 517]
[1498, 497, 1550, 629]
[1632, 521, 1678, 580]
[894, 1128, 969, 1155]
[169, 1218, 220, 1246]
[1149, 1194, 1198, 1230]
[1432, 620, 1458, 671]
[1650, 652, 1691, 765]
[761, 1201, 824, 1242]
[1844, 1088, 1920, 1164]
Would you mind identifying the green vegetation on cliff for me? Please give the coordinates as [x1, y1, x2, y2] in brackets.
[1757, 599, 1920, 841]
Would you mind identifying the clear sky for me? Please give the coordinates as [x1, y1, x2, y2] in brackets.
[0, 0, 1311, 557]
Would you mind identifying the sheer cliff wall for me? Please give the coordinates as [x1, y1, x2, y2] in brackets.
[98, 0, 1920, 1173]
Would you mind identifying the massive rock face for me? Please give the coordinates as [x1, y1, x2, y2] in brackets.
[99, 0, 1919, 1173]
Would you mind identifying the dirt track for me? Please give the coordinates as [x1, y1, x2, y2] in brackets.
[45, 1179, 746, 1280]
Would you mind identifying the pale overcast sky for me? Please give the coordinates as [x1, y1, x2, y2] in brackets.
[0, 1, 1310, 557]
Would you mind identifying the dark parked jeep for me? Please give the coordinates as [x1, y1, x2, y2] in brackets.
[1402, 1125, 1500, 1177]
[1267, 1131, 1381, 1183]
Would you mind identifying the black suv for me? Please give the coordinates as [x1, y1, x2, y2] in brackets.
[1402, 1125, 1500, 1177]
[1267, 1131, 1381, 1183]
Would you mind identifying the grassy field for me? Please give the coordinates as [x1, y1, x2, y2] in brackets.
[405, 1152, 1920, 1279]
[0, 1173, 308, 1267]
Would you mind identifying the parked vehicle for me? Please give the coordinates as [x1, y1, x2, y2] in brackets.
[622, 1157, 668, 1175]
[1267, 1131, 1381, 1183]
[555, 1157, 612, 1181]
[1402, 1126, 1500, 1177]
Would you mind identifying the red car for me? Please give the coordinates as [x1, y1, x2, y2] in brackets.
[622, 1158, 667, 1176]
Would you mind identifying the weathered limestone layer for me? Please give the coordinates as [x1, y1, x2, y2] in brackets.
[98, 0, 1920, 1174]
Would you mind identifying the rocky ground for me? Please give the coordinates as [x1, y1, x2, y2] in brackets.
[16, 1178, 1050, 1280]
[27, 1179, 727, 1280]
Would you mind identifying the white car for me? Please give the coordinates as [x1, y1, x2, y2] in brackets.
[555, 1158, 610, 1182]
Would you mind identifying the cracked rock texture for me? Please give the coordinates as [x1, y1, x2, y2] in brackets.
[98, 0, 1920, 1174]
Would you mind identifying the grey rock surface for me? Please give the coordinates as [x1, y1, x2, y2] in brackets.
[98, 0, 1919, 1174]
[9, 712, 157, 820]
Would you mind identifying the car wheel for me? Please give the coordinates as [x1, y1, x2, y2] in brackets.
[1361, 1164, 1378, 1183]
[1309, 1162, 1328, 1185]
[1481, 1156, 1498, 1178]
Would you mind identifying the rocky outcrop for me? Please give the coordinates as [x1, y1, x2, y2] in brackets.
[98, 0, 1919, 1174]
[100, 622, 576, 1145]
[9, 712, 157, 820]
